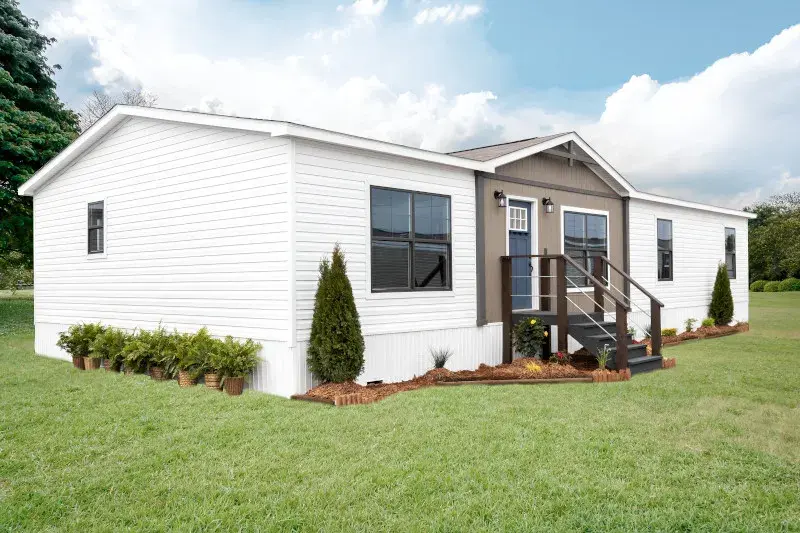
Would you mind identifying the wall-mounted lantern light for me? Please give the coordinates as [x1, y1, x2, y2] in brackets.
[542, 197, 554, 214]
[494, 190, 507, 208]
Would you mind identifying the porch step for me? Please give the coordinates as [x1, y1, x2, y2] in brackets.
[627, 354, 663, 374]
[607, 343, 649, 370]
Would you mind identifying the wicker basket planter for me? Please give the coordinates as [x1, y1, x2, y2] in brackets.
[224, 376, 245, 396]
[204, 373, 221, 390]
[72, 356, 85, 370]
[178, 370, 197, 388]
[83, 356, 101, 370]
[150, 366, 166, 381]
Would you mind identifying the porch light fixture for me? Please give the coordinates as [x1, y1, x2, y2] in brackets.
[542, 197, 554, 214]
[494, 190, 507, 208]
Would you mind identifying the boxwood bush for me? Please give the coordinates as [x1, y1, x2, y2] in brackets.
[749, 280, 767, 292]
[778, 278, 800, 291]
[764, 281, 782, 292]
[661, 328, 678, 337]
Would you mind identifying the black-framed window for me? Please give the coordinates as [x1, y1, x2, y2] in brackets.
[563, 211, 608, 288]
[88, 201, 104, 254]
[725, 227, 736, 279]
[370, 186, 451, 291]
[657, 219, 673, 281]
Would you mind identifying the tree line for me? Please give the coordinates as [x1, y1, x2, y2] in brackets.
[745, 192, 800, 283]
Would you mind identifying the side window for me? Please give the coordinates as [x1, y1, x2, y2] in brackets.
[563, 211, 608, 287]
[725, 227, 736, 279]
[88, 201, 104, 254]
[657, 219, 673, 281]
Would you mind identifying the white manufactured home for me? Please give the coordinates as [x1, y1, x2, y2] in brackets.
[19, 106, 755, 397]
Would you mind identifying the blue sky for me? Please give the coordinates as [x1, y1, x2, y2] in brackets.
[20, 0, 800, 206]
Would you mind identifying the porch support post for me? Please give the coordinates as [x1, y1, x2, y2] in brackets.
[650, 300, 662, 356]
[592, 256, 604, 313]
[540, 258, 551, 312]
[501, 257, 513, 364]
[556, 256, 568, 353]
[615, 301, 629, 369]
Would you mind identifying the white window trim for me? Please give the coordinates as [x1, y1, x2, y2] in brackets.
[86, 197, 108, 260]
[724, 226, 737, 281]
[363, 178, 456, 300]
[559, 205, 610, 293]
[508, 206, 528, 232]
[504, 195, 540, 311]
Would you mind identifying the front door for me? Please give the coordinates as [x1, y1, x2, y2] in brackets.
[508, 200, 534, 310]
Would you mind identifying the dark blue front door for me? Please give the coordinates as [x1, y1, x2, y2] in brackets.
[509, 200, 533, 310]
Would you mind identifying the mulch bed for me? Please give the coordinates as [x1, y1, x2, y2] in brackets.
[293, 358, 594, 406]
[645, 322, 749, 352]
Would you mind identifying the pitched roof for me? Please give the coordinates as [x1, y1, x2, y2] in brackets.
[448, 133, 569, 162]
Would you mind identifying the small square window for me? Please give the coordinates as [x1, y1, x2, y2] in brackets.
[509, 206, 528, 232]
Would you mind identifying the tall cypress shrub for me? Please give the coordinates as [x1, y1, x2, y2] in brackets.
[307, 244, 365, 382]
[709, 263, 734, 325]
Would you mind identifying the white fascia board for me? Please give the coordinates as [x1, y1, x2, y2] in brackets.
[274, 123, 490, 172]
[629, 191, 757, 219]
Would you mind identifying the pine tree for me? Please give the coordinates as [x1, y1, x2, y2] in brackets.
[307, 244, 365, 382]
[709, 263, 734, 325]
[0, 0, 79, 266]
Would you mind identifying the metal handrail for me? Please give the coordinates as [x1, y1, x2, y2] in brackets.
[562, 255, 630, 311]
[600, 255, 664, 307]
[565, 295, 616, 343]
[602, 276, 651, 318]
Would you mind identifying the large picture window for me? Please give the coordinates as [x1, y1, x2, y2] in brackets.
[371, 187, 451, 292]
[725, 227, 736, 279]
[563, 210, 608, 288]
[657, 219, 673, 281]
[88, 201, 104, 254]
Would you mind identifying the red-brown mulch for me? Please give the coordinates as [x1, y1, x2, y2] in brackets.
[295, 358, 594, 405]
[644, 322, 750, 351]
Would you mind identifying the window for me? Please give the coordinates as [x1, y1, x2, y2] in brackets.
[509, 206, 528, 231]
[657, 219, 673, 281]
[725, 227, 736, 279]
[563, 210, 608, 288]
[370, 187, 451, 291]
[88, 201, 104, 254]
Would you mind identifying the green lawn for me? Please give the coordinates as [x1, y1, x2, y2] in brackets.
[1, 294, 798, 531]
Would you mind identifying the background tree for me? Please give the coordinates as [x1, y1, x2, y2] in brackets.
[0, 0, 78, 268]
[307, 244, 365, 383]
[746, 192, 800, 281]
[78, 88, 158, 131]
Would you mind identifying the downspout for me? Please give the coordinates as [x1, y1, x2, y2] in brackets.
[475, 172, 487, 326]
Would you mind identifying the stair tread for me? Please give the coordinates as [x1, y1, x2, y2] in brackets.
[611, 343, 647, 351]
[573, 321, 616, 328]
[629, 354, 662, 364]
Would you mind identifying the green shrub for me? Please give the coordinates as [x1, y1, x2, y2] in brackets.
[661, 328, 678, 337]
[512, 318, 547, 357]
[92, 327, 129, 370]
[778, 277, 800, 291]
[749, 280, 767, 292]
[123, 325, 175, 374]
[709, 263, 734, 325]
[684, 318, 697, 332]
[595, 344, 611, 369]
[701, 317, 715, 328]
[307, 244, 365, 383]
[210, 336, 261, 380]
[430, 347, 453, 369]
[175, 327, 214, 379]
[764, 281, 782, 292]
[56, 323, 105, 358]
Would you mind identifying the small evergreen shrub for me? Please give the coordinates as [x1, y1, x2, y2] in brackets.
[684, 318, 697, 332]
[430, 347, 453, 369]
[307, 245, 365, 383]
[709, 263, 734, 325]
[661, 328, 678, 337]
[512, 318, 547, 357]
[211, 336, 261, 379]
[57, 323, 105, 358]
[701, 317, 715, 328]
[92, 327, 129, 370]
[778, 278, 800, 292]
[764, 281, 782, 292]
[749, 280, 767, 292]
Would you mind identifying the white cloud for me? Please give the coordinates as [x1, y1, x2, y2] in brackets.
[32, 0, 800, 207]
[414, 4, 483, 25]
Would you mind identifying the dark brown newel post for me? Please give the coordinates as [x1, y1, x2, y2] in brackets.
[615, 301, 628, 369]
[650, 299, 662, 356]
[592, 256, 604, 313]
[501, 257, 512, 364]
[540, 258, 551, 312]
[556, 256, 568, 353]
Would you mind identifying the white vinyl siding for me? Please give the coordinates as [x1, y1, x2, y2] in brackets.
[293, 139, 477, 340]
[628, 199, 749, 331]
[33, 116, 290, 342]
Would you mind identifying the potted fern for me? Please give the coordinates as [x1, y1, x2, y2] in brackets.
[92, 327, 129, 372]
[211, 336, 261, 396]
[122, 329, 150, 375]
[57, 323, 105, 370]
[175, 328, 212, 387]
[147, 325, 177, 380]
